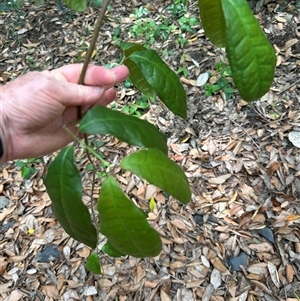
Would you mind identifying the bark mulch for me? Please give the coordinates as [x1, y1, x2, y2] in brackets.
[0, 0, 300, 300]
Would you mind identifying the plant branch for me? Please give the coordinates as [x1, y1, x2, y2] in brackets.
[72, 0, 112, 238]
[63, 126, 110, 166]
[77, 0, 113, 119]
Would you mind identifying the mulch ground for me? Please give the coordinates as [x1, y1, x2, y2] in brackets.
[0, 0, 300, 300]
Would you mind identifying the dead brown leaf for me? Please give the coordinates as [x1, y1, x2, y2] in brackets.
[248, 242, 273, 253]
[286, 264, 295, 283]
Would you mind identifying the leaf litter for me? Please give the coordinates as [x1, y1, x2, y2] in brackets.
[0, 0, 300, 300]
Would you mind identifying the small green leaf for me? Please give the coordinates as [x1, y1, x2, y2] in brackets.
[86, 163, 94, 171]
[15, 160, 25, 168]
[222, 0, 276, 101]
[149, 197, 156, 212]
[102, 242, 127, 258]
[120, 43, 156, 97]
[198, 0, 226, 47]
[121, 148, 191, 204]
[44, 146, 97, 249]
[98, 177, 162, 258]
[129, 50, 187, 119]
[21, 166, 37, 179]
[79, 106, 168, 154]
[86, 253, 101, 274]
[63, 0, 86, 11]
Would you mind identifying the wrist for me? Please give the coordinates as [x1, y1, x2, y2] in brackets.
[0, 85, 12, 164]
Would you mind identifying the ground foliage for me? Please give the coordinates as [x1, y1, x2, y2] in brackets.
[0, 0, 300, 300]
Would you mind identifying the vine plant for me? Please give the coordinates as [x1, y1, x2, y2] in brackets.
[44, 0, 276, 273]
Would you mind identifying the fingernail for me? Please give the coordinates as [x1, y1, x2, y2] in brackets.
[93, 87, 104, 95]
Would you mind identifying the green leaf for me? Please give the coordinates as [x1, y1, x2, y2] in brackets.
[44, 146, 97, 249]
[119, 42, 146, 53]
[120, 43, 156, 98]
[102, 242, 127, 258]
[222, 0, 276, 101]
[98, 177, 162, 258]
[15, 160, 25, 168]
[21, 166, 37, 179]
[121, 148, 191, 204]
[63, 0, 86, 11]
[198, 0, 226, 47]
[86, 253, 101, 274]
[79, 106, 168, 154]
[129, 50, 187, 119]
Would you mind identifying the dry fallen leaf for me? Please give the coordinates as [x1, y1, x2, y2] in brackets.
[0, 205, 16, 222]
[280, 38, 298, 51]
[0, 261, 8, 276]
[210, 257, 230, 274]
[286, 214, 300, 222]
[267, 261, 280, 288]
[1, 2, 300, 300]
[76, 247, 91, 258]
[288, 131, 300, 148]
[170, 218, 186, 230]
[160, 289, 172, 301]
[40, 285, 59, 299]
[196, 72, 209, 87]
[286, 264, 295, 283]
[247, 263, 268, 275]
[202, 284, 214, 301]
[269, 161, 281, 176]
[210, 268, 221, 289]
[208, 174, 232, 184]
[7, 290, 25, 301]
[248, 242, 273, 253]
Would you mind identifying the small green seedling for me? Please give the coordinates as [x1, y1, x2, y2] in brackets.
[15, 158, 40, 179]
[165, 0, 187, 17]
[205, 62, 235, 99]
[121, 94, 154, 117]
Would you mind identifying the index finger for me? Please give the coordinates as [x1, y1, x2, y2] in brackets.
[48, 64, 129, 87]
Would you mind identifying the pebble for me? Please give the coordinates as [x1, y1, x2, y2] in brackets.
[257, 227, 275, 244]
[227, 252, 248, 271]
[38, 245, 60, 263]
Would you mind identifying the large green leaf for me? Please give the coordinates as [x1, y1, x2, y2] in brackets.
[98, 177, 162, 258]
[44, 146, 97, 249]
[121, 148, 191, 204]
[79, 106, 168, 154]
[129, 50, 187, 119]
[120, 43, 155, 97]
[198, 0, 226, 47]
[222, 0, 276, 101]
[120, 42, 146, 53]
[102, 242, 127, 258]
[63, 0, 86, 11]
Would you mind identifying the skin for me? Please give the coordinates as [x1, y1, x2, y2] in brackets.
[0, 64, 129, 164]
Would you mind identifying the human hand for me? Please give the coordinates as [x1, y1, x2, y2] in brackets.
[0, 64, 129, 163]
